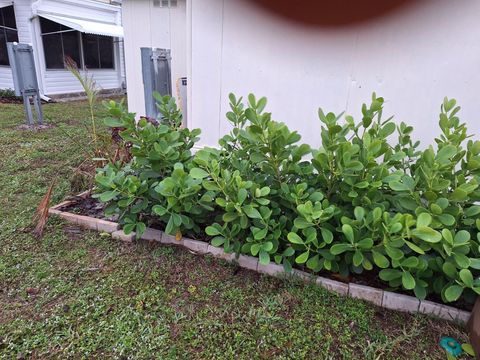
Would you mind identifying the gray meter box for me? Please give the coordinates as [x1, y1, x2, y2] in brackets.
[7, 42, 39, 96]
[7, 42, 44, 125]
[141, 47, 172, 118]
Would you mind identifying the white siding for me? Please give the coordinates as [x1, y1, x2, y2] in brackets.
[43, 69, 122, 95]
[123, 0, 187, 117]
[0, 0, 31, 90]
[0, 66, 13, 89]
[33, 0, 120, 24]
[185, 0, 480, 149]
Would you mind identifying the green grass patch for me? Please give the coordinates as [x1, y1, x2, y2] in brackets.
[0, 100, 469, 359]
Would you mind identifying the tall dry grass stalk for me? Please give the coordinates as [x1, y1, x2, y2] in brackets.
[64, 56, 100, 154]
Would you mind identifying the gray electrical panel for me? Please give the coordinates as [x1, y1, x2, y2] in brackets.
[141, 47, 172, 119]
[7, 42, 44, 126]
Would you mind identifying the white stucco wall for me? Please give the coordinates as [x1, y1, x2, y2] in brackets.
[187, 0, 480, 149]
[123, 0, 480, 149]
[122, 0, 187, 116]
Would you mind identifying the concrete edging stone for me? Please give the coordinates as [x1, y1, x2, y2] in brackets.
[49, 205, 472, 325]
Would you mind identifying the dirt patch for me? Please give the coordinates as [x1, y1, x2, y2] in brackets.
[0, 97, 22, 104]
[60, 196, 107, 219]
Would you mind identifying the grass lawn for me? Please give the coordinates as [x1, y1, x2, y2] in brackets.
[0, 99, 470, 359]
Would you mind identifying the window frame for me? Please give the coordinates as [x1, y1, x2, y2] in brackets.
[39, 17, 116, 71]
[0, 5, 19, 67]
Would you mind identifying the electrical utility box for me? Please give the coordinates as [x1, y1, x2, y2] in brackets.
[177, 77, 188, 127]
[141, 47, 172, 119]
[7, 42, 44, 126]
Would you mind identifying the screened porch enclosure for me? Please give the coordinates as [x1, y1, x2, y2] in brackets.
[0, 0, 125, 97]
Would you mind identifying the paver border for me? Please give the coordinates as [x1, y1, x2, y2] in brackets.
[49, 199, 472, 325]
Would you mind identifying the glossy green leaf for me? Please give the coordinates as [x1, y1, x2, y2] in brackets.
[442, 262, 457, 279]
[459, 269, 473, 287]
[287, 232, 304, 245]
[379, 269, 402, 281]
[99, 191, 118, 202]
[353, 250, 364, 267]
[295, 251, 310, 264]
[389, 181, 410, 192]
[465, 205, 480, 217]
[190, 167, 209, 179]
[404, 240, 425, 255]
[237, 188, 248, 205]
[320, 228, 334, 244]
[259, 250, 270, 265]
[454, 230, 470, 244]
[411, 227, 442, 243]
[402, 271, 416, 290]
[342, 224, 354, 243]
[242, 205, 262, 219]
[354, 207, 365, 221]
[330, 243, 351, 255]
[416, 213, 432, 228]
[372, 251, 390, 268]
[205, 225, 221, 236]
[462, 343, 475, 356]
[438, 214, 455, 226]
[357, 238, 373, 249]
[294, 218, 314, 229]
[444, 285, 464, 302]
[152, 204, 167, 216]
[211, 236, 225, 247]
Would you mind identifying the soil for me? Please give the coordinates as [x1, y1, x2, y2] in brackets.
[0, 97, 23, 104]
[0, 97, 50, 104]
[57, 194, 475, 312]
[60, 195, 107, 219]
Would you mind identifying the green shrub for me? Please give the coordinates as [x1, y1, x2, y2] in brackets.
[94, 93, 480, 305]
[94, 95, 209, 237]
[0, 88, 19, 100]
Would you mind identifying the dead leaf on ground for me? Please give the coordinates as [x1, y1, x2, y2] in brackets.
[26, 287, 40, 296]
[32, 182, 55, 238]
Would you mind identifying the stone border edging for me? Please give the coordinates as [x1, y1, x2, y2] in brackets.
[49, 197, 471, 325]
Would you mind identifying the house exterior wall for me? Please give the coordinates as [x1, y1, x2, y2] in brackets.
[0, 0, 124, 96]
[0, 68, 13, 88]
[187, 0, 480, 149]
[122, 0, 187, 118]
[0, 0, 31, 89]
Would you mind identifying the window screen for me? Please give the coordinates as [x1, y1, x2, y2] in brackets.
[82, 34, 114, 69]
[0, 6, 19, 66]
[40, 17, 81, 69]
[40, 17, 114, 70]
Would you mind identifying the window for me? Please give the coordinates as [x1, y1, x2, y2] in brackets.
[0, 6, 19, 66]
[82, 34, 114, 69]
[40, 17, 114, 70]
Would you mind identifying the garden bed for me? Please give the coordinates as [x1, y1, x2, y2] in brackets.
[50, 191, 472, 325]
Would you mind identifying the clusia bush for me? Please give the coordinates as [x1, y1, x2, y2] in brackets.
[94, 93, 480, 305]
